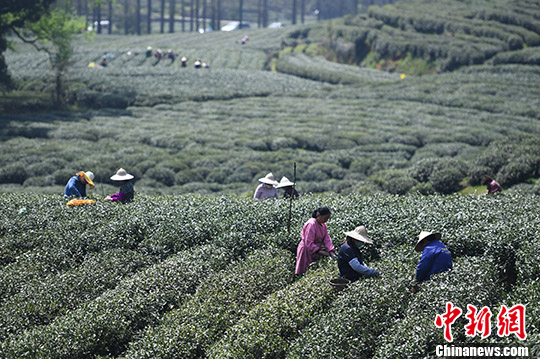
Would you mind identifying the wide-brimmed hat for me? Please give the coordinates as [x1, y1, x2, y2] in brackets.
[276, 176, 295, 188]
[258, 172, 278, 185]
[110, 168, 134, 181]
[343, 225, 373, 244]
[78, 171, 95, 188]
[181, 56, 187, 61]
[414, 231, 441, 252]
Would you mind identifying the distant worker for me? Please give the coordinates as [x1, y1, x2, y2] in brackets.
[412, 231, 452, 291]
[104, 168, 135, 204]
[64, 171, 95, 199]
[253, 172, 278, 200]
[241, 35, 249, 44]
[194, 59, 202, 68]
[100, 58, 107, 67]
[202, 61, 210, 69]
[295, 206, 336, 276]
[276, 176, 299, 199]
[181, 56, 188, 67]
[338, 226, 379, 282]
[146, 46, 153, 58]
[167, 49, 175, 63]
[481, 175, 502, 194]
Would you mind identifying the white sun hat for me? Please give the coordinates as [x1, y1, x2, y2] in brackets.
[276, 176, 295, 188]
[343, 225, 373, 244]
[258, 172, 278, 185]
[414, 231, 441, 252]
[110, 168, 134, 181]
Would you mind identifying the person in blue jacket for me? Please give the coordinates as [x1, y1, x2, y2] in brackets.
[414, 231, 452, 283]
[338, 225, 379, 282]
[64, 171, 95, 198]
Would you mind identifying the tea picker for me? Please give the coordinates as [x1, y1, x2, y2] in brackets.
[410, 231, 452, 293]
[336, 226, 380, 282]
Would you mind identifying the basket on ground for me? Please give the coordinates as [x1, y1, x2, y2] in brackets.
[329, 278, 350, 292]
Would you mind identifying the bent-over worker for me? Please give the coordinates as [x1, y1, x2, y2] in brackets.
[338, 225, 379, 281]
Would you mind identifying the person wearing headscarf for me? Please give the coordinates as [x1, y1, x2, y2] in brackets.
[338, 225, 379, 282]
[64, 171, 95, 198]
[481, 175, 502, 194]
[295, 206, 336, 276]
[253, 173, 279, 200]
[276, 176, 299, 199]
[414, 231, 452, 283]
[104, 168, 135, 203]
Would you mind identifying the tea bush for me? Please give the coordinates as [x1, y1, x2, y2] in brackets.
[373, 255, 503, 358]
[0, 248, 154, 339]
[429, 168, 464, 194]
[0, 192, 538, 357]
[1, 244, 236, 358]
[287, 245, 416, 359]
[121, 248, 294, 359]
[207, 259, 337, 359]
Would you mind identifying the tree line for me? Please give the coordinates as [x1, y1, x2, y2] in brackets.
[76, 0, 400, 35]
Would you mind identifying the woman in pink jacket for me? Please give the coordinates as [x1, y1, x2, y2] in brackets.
[295, 206, 336, 276]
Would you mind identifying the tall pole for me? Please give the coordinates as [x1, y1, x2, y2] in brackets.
[287, 162, 297, 234]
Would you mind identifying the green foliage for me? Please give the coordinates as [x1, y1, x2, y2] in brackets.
[429, 168, 464, 194]
[122, 248, 294, 358]
[25, 6, 88, 104]
[373, 256, 502, 358]
[2, 3, 540, 196]
[287, 245, 416, 359]
[0, 192, 538, 357]
[207, 259, 336, 359]
[0, 0, 55, 89]
[0, 163, 28, 184]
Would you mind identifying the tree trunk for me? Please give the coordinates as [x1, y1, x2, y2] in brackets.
[190, 0, 194, 31]
[147, 0, 152, 34]
[195, 0, 199, 31]
[217, 0, 221, 30]
[257, 0, 261, 28]
[77, 0, 82, 15]
[202, 0, 206, 31]
[108, 0, 113, 34]
[92, 5, 96, 31]
[239, 0, 243, 26]
[263, 0, 267, 27]
[182, 0, 185, 31]
[169, 0, 176, 32]
[160, 0, 165, 33]
[136, 0, 141, 35]
[124, 0, 129, 34]
[292, 0, 296, 25]
[97, 4, 102, 34]
[55, 70, 64, 107]
[301, 0, 304, 23]
[84, 0, 88, 28]
[210, 0, 214, 31]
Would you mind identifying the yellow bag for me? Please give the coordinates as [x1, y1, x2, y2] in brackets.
[66, 199, 96, 207]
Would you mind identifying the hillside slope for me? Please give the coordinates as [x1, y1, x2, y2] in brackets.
[1, 0, 539, 196]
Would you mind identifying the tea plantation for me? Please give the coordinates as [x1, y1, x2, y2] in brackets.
[1, 0, 539, 354]
[1, 0, 539, 196]
[0, 192, 538, 357]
